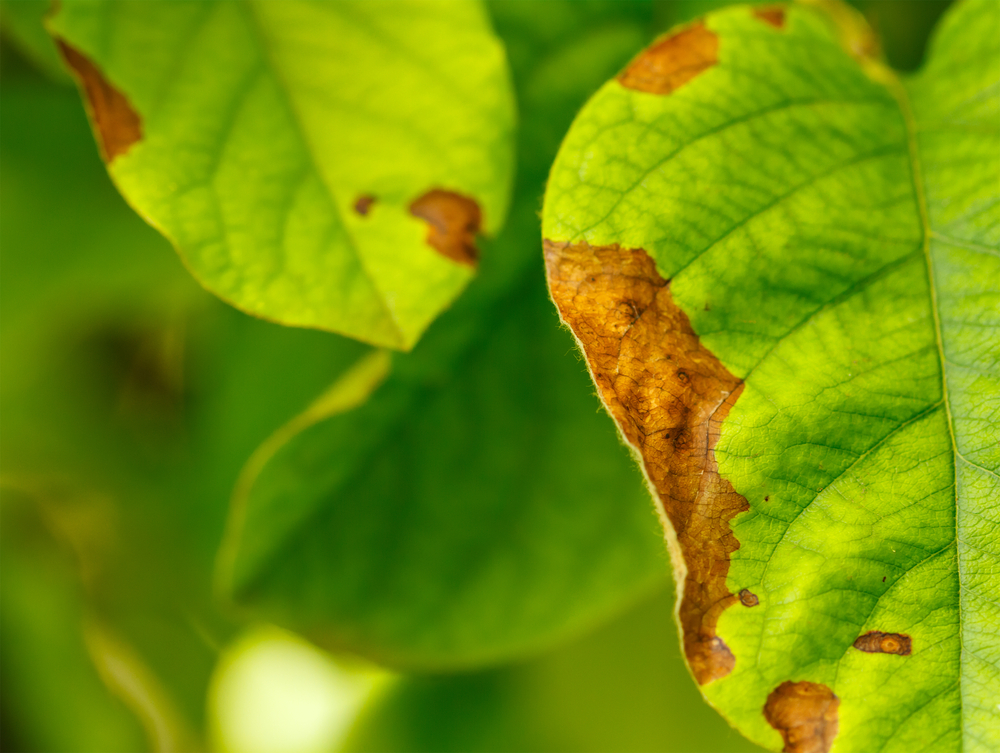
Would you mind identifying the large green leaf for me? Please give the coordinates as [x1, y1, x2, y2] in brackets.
[543, 1, 998, 751]
[47, 0, 515, 350]
[215, 0, 671, 670]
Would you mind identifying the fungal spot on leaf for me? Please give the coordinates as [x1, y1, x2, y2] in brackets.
[853, 630, 912, 655]
[739, 588, 759, 607]
[754, 7, 786, 29]
[763, 681, 839, 753]
[409, 189, 481, 267]
[56, 41, 142, 162]
[354, 195, 376, 216]
[618, 22, 719, 95]
[545, 240, 748, 684]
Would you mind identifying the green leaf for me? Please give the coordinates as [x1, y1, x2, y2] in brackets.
[543, 1, 998, 751]
[215, 0, 671, 669]
[47, 0, 516, 350]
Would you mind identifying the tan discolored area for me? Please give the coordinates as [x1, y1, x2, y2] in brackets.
[409, 189, 482, 267]
[739, 588, 759, 607]
[853, 630, 912, 655]
[354, 195, 376, 216]
[754, 7, 787, 29]
[56, 41, 142, 162]
[544, 240, 747, 684]
[763, 681, 840, 753]
[618, 22, 718, 95]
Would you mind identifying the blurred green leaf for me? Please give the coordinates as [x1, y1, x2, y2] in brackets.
[0, 491, 146, 753]
[1, 80, 368, 748]
[47, 0, 516, 349]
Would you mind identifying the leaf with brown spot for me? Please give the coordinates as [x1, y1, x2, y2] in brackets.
[47, 0, 515, 350]
[545, 1, 999, 751]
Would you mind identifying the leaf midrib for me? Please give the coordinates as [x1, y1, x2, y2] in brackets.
[241, 0, 405, 345]
[885, 67, 966, 741]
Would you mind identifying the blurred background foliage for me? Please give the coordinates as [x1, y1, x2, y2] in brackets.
[0, 1, 950, 750]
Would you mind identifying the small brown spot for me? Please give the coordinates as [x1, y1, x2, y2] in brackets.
[354, 195, 376, 216]
[882, 576, 887, 582]
[409, 189, 481, 267]
[853, 630, 912, 656]
[765, 495, 770, 501]
[739, 588, 759, 607]
[56, 41, 142, 161]
[754, 7, 786, 29]
[764, 681, 840, 753]
[618, 22, 719, 95]
[545, 240, 748, 684]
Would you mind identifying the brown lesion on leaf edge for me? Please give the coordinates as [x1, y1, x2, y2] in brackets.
[544, 240, 748, 685]
[764, 681, 840, 753]
[618, 21, 719, 95]
[853, 630, 912, 656]
[56, 40, 142, 162]
[409, 189, 482, 268]
[753, 7, 787, 29]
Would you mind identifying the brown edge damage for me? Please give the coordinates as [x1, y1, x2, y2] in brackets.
[753, 7, 787, 29]
[764, 681, 840, 753]
[618, 21, 718, 95]
[409, 189, 482, 268]
[56, 40, 142, 162]
[544, 240, 749, 685]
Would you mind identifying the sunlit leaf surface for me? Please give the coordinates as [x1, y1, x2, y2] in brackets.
[48, 0, 516, 349]
[543, 1, 999, 750]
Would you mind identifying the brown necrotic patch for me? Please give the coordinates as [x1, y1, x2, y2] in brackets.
[739, 588, 759, 607]
[544, 240, 747, 684]
[753, 7, 787, 29]
[853, 630, 912, 655]
[56, 41, 142, 162]
[764, 681, 840, 753]
[409, 189, 481, 267]
[354, 195, 376, 216]
[618, 21, 718, 95]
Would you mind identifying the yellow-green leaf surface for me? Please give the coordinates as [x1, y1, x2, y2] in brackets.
[543, 1, 998, 751]
[48, 0, 515, 349]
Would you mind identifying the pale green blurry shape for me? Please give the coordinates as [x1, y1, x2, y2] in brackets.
[544, 1, 998, 750]
[210, 625, 388, 753]
[47, 0, 516, 349]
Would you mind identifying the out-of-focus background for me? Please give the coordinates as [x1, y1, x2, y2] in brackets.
[0, 1, 951, 750]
